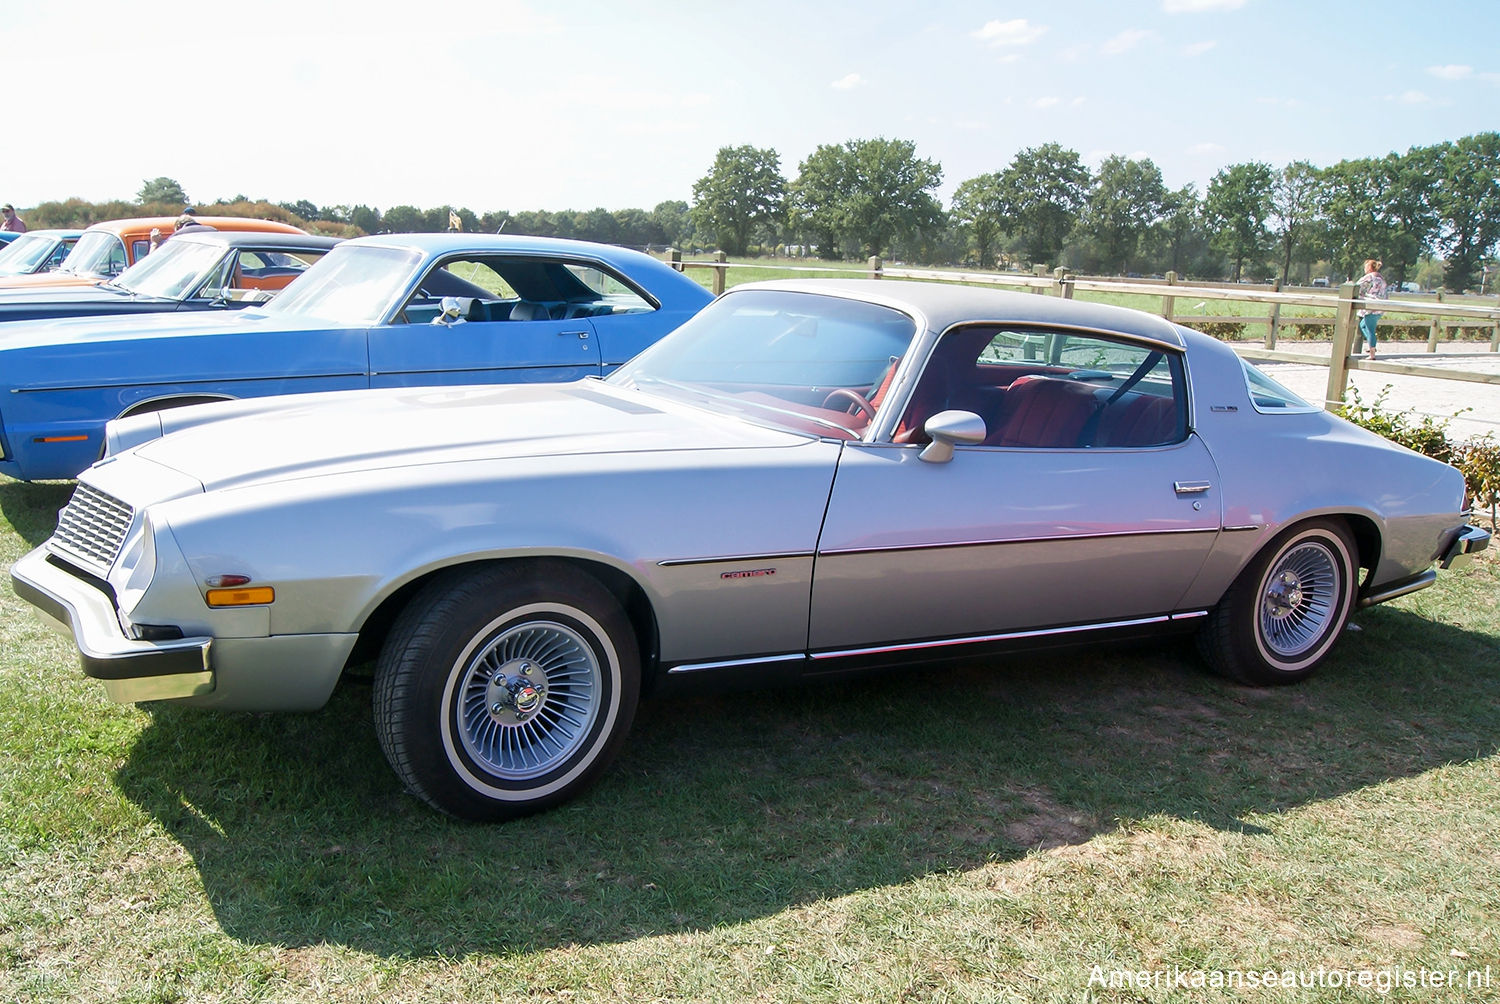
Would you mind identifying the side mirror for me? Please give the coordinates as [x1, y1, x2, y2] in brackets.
[918, 410, 986, 463]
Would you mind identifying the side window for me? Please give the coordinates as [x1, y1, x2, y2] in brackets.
[898, 325, 1185, 449]
[125, 240, 148, 268]
[560, 263, 654, 316]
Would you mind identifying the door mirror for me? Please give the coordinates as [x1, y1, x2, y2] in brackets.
[918, 410, 986, 463]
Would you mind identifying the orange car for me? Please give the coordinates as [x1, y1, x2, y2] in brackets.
[0, 216, 306, 290]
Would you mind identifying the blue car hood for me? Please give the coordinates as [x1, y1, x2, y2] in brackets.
[0, 308, 307, 350]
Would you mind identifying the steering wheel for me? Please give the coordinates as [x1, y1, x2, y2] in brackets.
[822, 388, 877, 423]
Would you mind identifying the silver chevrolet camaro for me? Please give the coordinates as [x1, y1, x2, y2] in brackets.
[12, 279, 1489, 820]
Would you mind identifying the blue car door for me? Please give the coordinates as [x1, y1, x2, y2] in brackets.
[365, 254, 606, 387]
[367, 312, 602, 387]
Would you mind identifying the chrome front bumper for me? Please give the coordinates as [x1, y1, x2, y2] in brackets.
[10, 545, 214, 703]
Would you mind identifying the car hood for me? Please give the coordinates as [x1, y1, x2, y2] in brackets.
[0, 306, 288, 349]
[123, 381, 809, 492]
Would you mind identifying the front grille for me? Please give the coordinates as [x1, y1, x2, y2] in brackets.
[49, 483, 135, 574]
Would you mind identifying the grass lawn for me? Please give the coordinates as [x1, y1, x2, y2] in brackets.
[2, 473, 1499, 1002]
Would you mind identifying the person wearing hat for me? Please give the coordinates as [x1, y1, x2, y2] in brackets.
[1, 205, 26, 233]
[149, 214, 217, 251]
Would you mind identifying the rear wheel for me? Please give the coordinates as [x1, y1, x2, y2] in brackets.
[1198, 519, 1358, 685]
[373, 562, 640, 820]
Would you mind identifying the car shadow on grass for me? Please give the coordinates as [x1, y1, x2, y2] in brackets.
[0, 477, 73, 549]
[113, 602, 1500, 959]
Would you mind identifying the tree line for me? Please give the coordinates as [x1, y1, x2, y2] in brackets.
[20, 132, 1500, 292]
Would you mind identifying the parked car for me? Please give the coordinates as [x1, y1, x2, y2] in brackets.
[0, 233, 713, 480]
[0, 216, 306, 291]
[0, 229, 85, 276]
[13, 279, 1487, 821]
[0, 231, 338, 323]
[0, 232, 21, 246]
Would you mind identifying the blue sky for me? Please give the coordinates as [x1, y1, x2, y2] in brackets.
[8, 0, 1498, 214]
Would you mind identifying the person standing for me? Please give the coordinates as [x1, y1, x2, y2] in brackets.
[0, 204, 25, 233]
[1356, 258, 1387, 360]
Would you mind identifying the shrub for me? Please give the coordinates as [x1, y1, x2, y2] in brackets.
[1192, 320, 1247, 340]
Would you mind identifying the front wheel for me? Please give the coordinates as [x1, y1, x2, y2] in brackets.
[1198, 519, 1359, 686]
[373, 562, 640, 820]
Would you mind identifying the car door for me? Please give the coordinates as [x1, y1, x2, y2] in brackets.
[366, 255, 602, 387]
[808, 326, 1222, 654]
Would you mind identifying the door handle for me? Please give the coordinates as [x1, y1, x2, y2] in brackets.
[1173, 481, 1212, 494]
[560, 330, 589, 339]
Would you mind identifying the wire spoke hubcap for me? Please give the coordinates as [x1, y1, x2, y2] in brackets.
[1258, 541, 1341, 659]
[456, 620, 602, 780]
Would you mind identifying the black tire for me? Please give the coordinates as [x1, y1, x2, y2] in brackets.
[373, 561, 640, 821]
[1198, 518, 1359, 686]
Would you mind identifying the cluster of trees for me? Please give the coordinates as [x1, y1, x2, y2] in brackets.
[689, 132, 1500, 292]
[20, 132, 1499, 292]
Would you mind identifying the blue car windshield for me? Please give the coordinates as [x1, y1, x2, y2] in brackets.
[0, 233, 59, 275]
[114, 239, 226, 299]
[264, 244, 423, 324]
[611, 289, 917, 435]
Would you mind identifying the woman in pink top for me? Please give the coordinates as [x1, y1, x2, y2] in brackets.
[1356, 258, 1387, 360]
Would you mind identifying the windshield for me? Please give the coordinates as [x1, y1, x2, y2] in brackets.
[113, 239, 226, 299]
[264, 244, 423, 324]
[0, 233, 62, 275]
[61, 231, 127, 277]
[610, 289, 917, 439]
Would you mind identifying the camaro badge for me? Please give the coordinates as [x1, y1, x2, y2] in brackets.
[721, 567, 777, 580]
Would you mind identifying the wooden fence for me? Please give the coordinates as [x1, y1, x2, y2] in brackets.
[658, 251, 1500, 413]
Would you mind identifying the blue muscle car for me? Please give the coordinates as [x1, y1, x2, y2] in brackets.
[0, 233, 713, 481]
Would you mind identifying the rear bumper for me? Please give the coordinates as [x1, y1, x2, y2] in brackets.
[10, 545, 214, 702]
[1440, 523, 1490, 570]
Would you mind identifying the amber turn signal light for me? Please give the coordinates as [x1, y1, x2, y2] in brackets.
[205, 586, 275, 607]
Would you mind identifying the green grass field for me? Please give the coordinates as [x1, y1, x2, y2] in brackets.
[2, 471, 1498, 1002]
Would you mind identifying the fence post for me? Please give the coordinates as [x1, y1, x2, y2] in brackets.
[713, 251, 727, 295]
[1491, 295, 1499, 351]
[667, 249, 682, 272]
[1162, 271, 1177, 322]
[1266, 278, 1282, 348]
[1325, 282, 1359, 411]
[1031, 264, 1048, 295]
[1425, 291, 1444, 351]
[868, 256, 883, 279]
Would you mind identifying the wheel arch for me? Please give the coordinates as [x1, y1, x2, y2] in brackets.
[118, 393, 237, 419]
[344, 555, 661, 694]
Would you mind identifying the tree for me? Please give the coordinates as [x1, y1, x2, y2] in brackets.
[1078, 155, 1166, 274]
[280, 199, 321, 223]
[138, 177, 189, 207]
[1270, 161, 1323, 284]
[791, 138, 944, 259]
[1148, 184, 1212, 276]
[690, 145, 786, 256]
[950, 173, 1004, 267]
[995, 143, 1091, 267]
[1204, 162, 1275, 280]
[1431, 133, 1500, 291]
[649, 200, 694, 250]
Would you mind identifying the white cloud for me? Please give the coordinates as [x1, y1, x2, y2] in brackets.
[832, 73, 866, 90]
[1101, 29, 1152, 54]
[1162, 0, 1247, 11]
[972, 18, 1047, 47]
[1183, 40, 1217, 56]
[1190, 141, 1227, 155]
[1032, 96, 1061, 109]
[1427, 64, 1473, 80]
[1071, 96, 1087, 106]
[1393, 90, 1434, 105]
